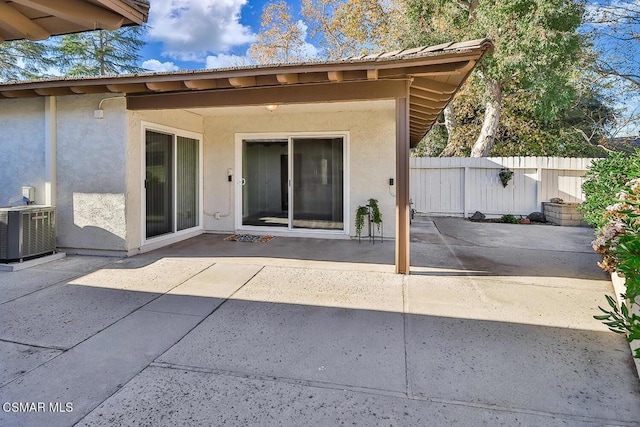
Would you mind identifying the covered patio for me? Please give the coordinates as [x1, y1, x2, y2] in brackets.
[0, 39, 493, 273]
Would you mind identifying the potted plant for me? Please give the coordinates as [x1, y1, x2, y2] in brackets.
[368, 198, 382, 233]
[498, 168, 513, 188]
[355, 206, 368, 239]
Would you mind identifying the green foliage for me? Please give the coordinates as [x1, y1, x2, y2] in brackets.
[500, 214, 520, 224]
[590, 177, 640, 358]
[498, 168, 513, 187]
[54, 26, 145, 76]
[402, 0, 613, 157]
[579, 150, 640, 230]
[412, 124, 448, 156]
[368, 198, 382, 232]
[594, 295, 640, 357]
[248, 1, 311, 64]
[0, 40, 53, 82]
[355, 206, 368, 237]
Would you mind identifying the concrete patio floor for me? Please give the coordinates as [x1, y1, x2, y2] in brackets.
[0, 217, 638, 426]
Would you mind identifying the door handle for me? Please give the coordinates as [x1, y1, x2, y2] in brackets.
[241, 178, 246, 186]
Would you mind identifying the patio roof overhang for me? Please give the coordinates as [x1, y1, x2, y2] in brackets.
[0, 38, 493, 147]
[0, 0, 149, 41]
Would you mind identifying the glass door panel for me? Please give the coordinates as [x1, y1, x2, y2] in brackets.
[242, 139, 289, 227]
[176, 136, 199, 231]
[145, 130, 173, 238]
[291, 138, 344, 230]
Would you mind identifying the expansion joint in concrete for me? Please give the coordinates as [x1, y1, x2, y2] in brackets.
[149, 361, 409, 400]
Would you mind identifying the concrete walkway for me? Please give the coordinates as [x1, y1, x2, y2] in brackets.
[0, 218, 638, 426]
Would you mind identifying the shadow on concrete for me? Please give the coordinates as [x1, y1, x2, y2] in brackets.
[1, 269, 639, 427]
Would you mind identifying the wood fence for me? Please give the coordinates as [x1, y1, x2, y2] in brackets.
[410, 157, 595, 217]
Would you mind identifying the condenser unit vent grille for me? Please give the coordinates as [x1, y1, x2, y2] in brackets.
[0, 206, 56, 263]
[0, 212, 7, 260]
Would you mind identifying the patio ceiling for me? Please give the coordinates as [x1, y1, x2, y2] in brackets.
[0, 0, 149, 41]
[0, 38, 492, 147]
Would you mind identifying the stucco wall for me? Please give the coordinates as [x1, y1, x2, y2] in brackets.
[0, 98, 45, 207]
[126, 109, 204, 251]
[202, 101, 397, 238]
[55, 95, 128, 252]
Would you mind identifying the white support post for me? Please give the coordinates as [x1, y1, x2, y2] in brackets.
[463, 166, 470, 217]
[44, 96, 57, 206]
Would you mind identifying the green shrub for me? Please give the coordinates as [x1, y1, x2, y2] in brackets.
[592, 178, 640, 358]
[500, 214, 520, 224]
[579, 150, 640, 230]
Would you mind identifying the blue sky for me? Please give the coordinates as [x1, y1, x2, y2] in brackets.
[136, 0, 638, 135]
[139, 0, 305, 72]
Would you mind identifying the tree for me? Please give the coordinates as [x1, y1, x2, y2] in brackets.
[248, 1, 311, 64]
[0, 40, 52, 82]
[301, 0, 404, 59]
[586, 0, 640, 89]
[584, 0, 640, 140]
[406, 0, 587, 157]
[55, 26, 145, 76]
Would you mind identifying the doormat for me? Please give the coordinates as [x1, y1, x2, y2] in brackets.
[224, 234, 274, 243]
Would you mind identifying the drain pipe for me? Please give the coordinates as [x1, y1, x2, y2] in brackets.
[44, 96, 57, 206]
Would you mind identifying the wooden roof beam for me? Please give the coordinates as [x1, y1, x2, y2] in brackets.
[0, 3, 50, 40]
[184, 79, 217, 90]
[411, 105, 445, 117]
[70, 85, 111, 94]
[410, 102, 442, 112]
[1, 90, 38, 98]
[94, 0, 147, 25]
[107, 84, 148, 93]
[411, 117, 436, 127]
[11, 0, 126, 31]
[367, 69, 379, 80]
[229, 76, 256, 88]
[410, 61, 471, 76]
[411, 77, 457, 95]
[276, 73, 299, 84]
[411, 111, 438, 121]
[328, 71, 343, 82]
[409, 94, 449, 108]
[410, 89, 449, 103]
[146, 81, 186, 92]
[35, 87, 76, 96]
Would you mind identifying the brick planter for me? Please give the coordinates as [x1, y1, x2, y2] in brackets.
[542, 202, 589, 227]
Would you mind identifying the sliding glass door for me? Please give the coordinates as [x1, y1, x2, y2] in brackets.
[240, 135, 345, 232]
[292, 138, 343, 230]
[242, 139, 289, 227]
[145, 128, 200, 240]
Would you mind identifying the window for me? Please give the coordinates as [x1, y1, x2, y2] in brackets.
[144, 126, 201, 240]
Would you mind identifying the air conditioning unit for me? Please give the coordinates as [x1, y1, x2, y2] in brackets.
[0, 206, 56, 263]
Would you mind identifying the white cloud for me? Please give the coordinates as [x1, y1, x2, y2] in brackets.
[205, 53, 252, 69]
[297, 20, 319, 60]
[148, 0, 255, 62]
[142, 59, 180, 72]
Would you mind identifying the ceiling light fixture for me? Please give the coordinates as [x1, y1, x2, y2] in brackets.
[265, 104, 279, 112]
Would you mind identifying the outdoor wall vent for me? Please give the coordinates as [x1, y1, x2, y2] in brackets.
[0, 206, 56, 263]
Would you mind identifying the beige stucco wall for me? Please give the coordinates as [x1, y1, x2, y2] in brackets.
[125, 109, 204, 251]
[56, 94, 129, 252]
[201, 101, 397, 238]
[0, 95, 396, 254]
[0, 98, 45, 207]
